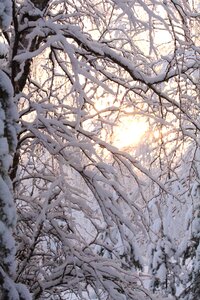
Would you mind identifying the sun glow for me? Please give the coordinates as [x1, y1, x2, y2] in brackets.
[113, 117, 148, 149]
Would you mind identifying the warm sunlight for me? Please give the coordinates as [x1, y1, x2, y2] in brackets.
[113, 117, 148, 149]
[94, 98, 148, 149]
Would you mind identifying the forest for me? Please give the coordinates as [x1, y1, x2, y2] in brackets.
[0, 0, 199, 299]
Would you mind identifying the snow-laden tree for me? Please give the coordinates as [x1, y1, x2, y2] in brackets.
[0, 0, 31, 298]
[0, 0, 199, 299]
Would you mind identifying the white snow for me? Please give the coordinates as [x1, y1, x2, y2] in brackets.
[0, 177, 16, 227]
[0, 137, 9, 155]
[0, 0, 12, 30]
[0, 70, 13, 98]
[0, 221, 16, 276]
[15, 283, 32, 300]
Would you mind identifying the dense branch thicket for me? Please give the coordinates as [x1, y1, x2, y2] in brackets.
[0, 0, 199, 299]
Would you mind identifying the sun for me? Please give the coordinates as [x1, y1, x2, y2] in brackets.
[113, 117, 148, 149]
[93, 97, 148, 149]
